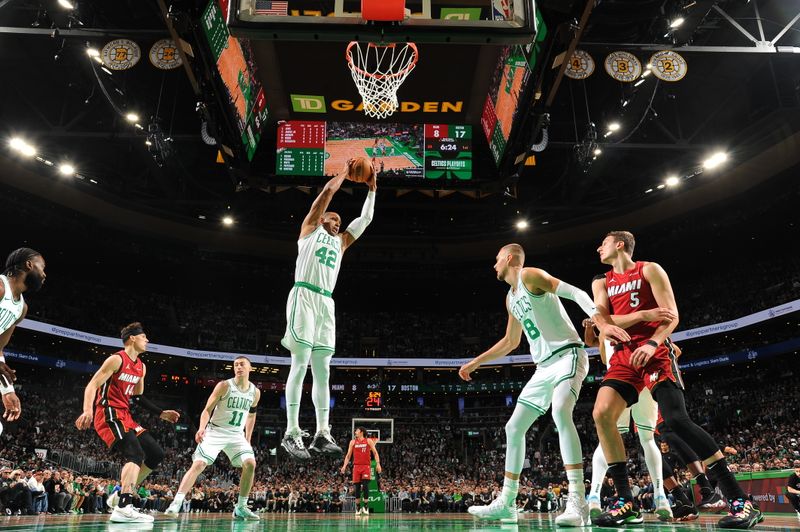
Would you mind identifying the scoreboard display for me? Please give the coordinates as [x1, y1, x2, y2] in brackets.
[424, 124, 472, 180]
[276, 120, 472, 180]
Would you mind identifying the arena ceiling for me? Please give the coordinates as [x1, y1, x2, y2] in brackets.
[1, 0, 799, 247]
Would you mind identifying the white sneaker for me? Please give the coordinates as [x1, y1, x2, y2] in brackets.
[107, 491, 120, 510]
[586, 494, 601, 520]
[233, 504, 260, 520]
[361, 507, 370, 516]
[655, 494, 673, 522]
[164, 499, 182, 515]
[555, 492, 590, 527]
[468, 498, 518, 523]
[110, 504, 155, 523]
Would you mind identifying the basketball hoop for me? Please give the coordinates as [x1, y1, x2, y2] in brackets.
[345, 0, 416, 119]
[346, 41, 418, 119]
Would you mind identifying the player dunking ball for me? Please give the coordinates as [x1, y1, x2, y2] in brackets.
[75, 322, 179, 523]
[0, 248, 46, 435]
[591, 231, 762, 528]
[340, 426, 381, 516]
[166, 356, 261, 519]
[459, 243, 629, 525]
[281, 160, 377, 460]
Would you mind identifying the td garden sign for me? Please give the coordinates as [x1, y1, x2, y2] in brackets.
[290, 94, 463, 114]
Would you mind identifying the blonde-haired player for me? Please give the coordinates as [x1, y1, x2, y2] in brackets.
[165, 356, 261, 519]
[281, 160, 377, 460]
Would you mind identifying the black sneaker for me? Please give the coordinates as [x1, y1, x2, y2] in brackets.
[718, 498, 763, 529]
[699, 491, 728, 513]
[672, 501, 700, 522]
[281, 430, 311, 460]
[592, 498, 642, 527]
[309, 427, 344, 457]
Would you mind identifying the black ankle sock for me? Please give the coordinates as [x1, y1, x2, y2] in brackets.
[669, 486, 692, 506]
[607, 462, 634, 501]
[695, 472, 713, 495]
[707, 458, 746, 500]
[119, 492, 132, 507]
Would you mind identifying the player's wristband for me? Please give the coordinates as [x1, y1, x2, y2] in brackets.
[645, 339, 659, 348]
[0, 381, 14, 395]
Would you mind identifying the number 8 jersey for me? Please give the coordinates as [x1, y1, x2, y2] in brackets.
[208, 379, 257, 434]
[295, 225, 343, 294]
[507, 276, 583, 365]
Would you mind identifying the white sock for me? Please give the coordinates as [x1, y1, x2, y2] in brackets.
[566, 468, 584, 496]
[501, 478, 520, 506]
[285, 349, 311, 433]
[310, 352, 333, 433]
[237, 496, 248, 507]
[590, 445, 608, 499]
[638, 429, 667, 500]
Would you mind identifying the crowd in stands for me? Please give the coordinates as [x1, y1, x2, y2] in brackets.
[0, 357, 797, 515]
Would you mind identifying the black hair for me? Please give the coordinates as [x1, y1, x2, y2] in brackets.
[355, 426, 367, 438]
[3, 248, 42, 276]
[592, 274, 605, 282]
[121, 322, 145, 343]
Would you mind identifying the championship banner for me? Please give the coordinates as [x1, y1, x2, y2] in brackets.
[15, 299, 800, 366]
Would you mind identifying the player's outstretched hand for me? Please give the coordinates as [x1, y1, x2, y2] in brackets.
[160, 410, 180, 423]
[458, 362, 476, 382]
[75, 411, 93, 430]
[0, 362, 16, 386]
[340, 465, 347, 474]
[2, 392, 21, 421]
[581, 318, 594, 329]
[376, 464, 382, 474]
[195, 428, 206, 445]
[600, 324, 630, 344]
[640, 307, 677, 323]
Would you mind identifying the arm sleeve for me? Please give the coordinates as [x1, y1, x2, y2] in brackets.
[344, 190, 376, 240]
[554, 280, 598, 318]
[131, 395, 163, 415]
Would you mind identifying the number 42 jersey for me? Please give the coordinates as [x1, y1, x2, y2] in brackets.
[295, 225, 343, 294]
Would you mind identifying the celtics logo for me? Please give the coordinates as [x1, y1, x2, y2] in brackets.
[604, 51, 642, 82]
[101, 39, 141, 70]
[149, 39, 183, 70]
[565, 49, 595, 80]
[648, 51, 687, 82]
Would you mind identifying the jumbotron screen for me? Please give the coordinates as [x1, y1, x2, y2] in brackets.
[276, 121, 472, 180]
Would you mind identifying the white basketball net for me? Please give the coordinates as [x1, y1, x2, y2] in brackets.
[346, 42, 418, 119]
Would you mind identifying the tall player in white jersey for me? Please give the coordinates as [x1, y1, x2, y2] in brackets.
[0, 248, 47, 436]
[459, 244, 629, 526]
[165, 356, 261, 520]
[281, 160, 377, 460]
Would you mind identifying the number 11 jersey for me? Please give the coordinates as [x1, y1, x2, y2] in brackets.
[208, 379, 256, 434]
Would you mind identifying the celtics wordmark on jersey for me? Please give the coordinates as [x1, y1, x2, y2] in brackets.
[507, 275, 583, 365]
[208, 379, 257, 433]
[0, 275, 24, 335]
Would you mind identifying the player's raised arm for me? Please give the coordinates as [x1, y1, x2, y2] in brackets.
[458, 307, 522, 382]
[245, 388, 261, 444]
[75, 354, 123, 430]
[341, 170, 377, 252]
[300, 161, 352, 239]
[196, 380, 229, 444]
[522, 268, 630, 344]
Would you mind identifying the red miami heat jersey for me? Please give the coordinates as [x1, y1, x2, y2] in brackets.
[605, 261, 660, 344]
[95, 351, 143, 411]
[353, 437, 371, 465]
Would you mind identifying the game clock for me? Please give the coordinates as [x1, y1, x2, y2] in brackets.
[365, 391, 382, 412]
[424, 124, 472, 180]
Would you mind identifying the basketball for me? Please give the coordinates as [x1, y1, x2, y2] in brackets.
[348, 157, 373, 183]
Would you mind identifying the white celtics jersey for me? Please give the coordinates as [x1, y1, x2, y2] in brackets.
[507, 275, 583, 364]
[294, 225, 343, 293]
[208, 379, 256, 434]
[0, 275, 24, 335]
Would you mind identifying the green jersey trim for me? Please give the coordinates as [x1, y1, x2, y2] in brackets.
[517, 398, 547, 415]
[552, 349, 579, 388]
[288, 290, 313, 348]
[536, 342, 583, 366]
[294, 281, 333, 298]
